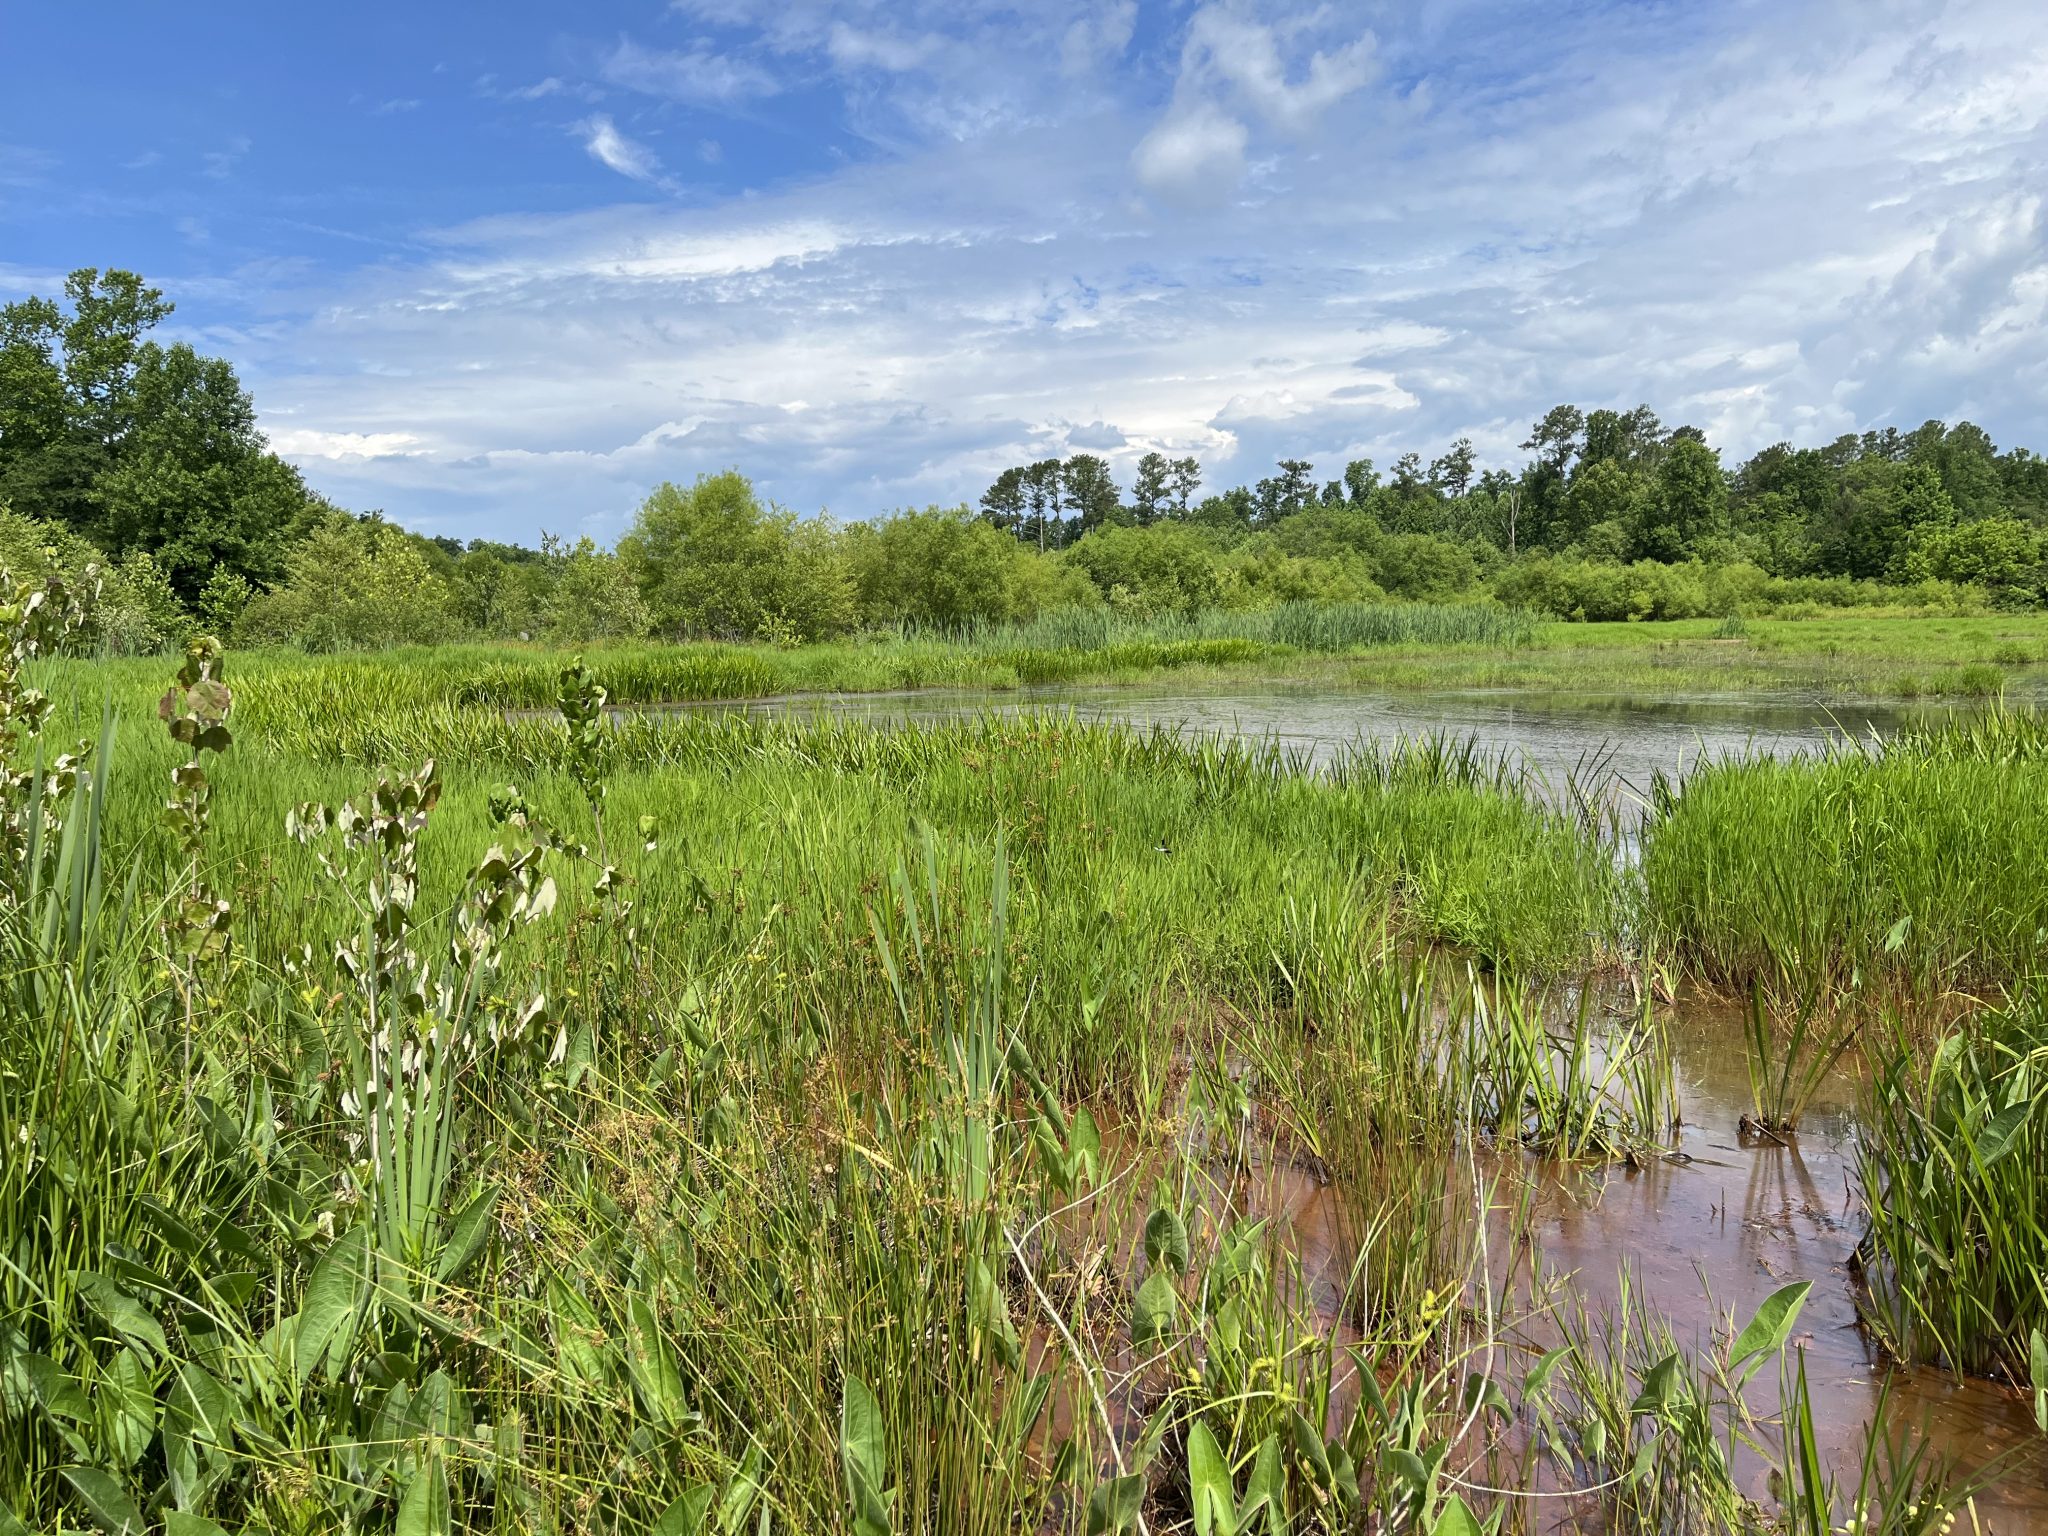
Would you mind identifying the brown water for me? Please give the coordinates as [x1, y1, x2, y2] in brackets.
[1056, 989, 2044, 1526]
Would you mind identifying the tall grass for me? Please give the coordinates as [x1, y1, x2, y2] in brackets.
[1643, 738, 2048, 997]
[0, 601, 2016, 1533]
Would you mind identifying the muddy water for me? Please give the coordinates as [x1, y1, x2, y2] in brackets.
[674, 684, 1934, 797]
[684, 684, 2038, 1511]
[1142, 991, 2045, 1525]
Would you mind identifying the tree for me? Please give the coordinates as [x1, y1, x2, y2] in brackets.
[1253, 459, 1316, 526]
[1061, 454, 1122, 535]
[235, 514, 457, 650]
[1559, 459, 1648, 550]
[1909, 420, 2006, 522]
[1579, 405, 1663, 473]
[846, 506, 1050, 628]
[1822, 459, 1956, 580]
[1900, 515, 2041, 598]
[1631, 436, 1727, 562]
[1428, 437, 1477, 497]
[545, 535, 648, 641]
[1022, 459, 1063, 551]
[0, 269, 315, 597]
[979, 466, 1027, 537]
[620, 471, 854, 641]
[1521, 405, 1585, 475]
[1063, 524, 1224, 615]
[1165, 456, 1203, 518]
[1131, 452, 1171, 524]
[1342, 458, 1380, 506]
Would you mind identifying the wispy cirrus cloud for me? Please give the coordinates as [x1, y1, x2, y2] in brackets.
[574, 114, 675, 191]
[600, 37, 780, 105]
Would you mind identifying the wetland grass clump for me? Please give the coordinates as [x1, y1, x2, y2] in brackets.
[1643, 734, 2048, 997]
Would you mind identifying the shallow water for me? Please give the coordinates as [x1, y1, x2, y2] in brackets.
[673, 683, 1936, 802]
[1082, 988, 2046, 1527]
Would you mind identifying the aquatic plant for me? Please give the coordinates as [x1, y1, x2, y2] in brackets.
[1856, 996, 2048, 1384]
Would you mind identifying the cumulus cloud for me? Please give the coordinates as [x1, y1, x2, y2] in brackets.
[1132, 102, 1249, 203]
[188, 0, 2048, 545]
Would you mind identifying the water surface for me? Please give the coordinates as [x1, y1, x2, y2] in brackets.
[676, 683, 1935, 800]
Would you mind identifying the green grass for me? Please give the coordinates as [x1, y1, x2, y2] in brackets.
[1642, 737, 2048, 997]
[2, 601, 2024, 1533]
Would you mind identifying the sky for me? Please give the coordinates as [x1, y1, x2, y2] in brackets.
[2, 0, 2045, 546]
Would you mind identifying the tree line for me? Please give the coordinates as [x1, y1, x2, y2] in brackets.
[6, 267, 2048, 653]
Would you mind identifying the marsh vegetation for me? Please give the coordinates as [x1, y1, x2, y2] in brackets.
[3, 568, 2045, 1534]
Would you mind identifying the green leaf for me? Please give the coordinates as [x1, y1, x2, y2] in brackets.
[1084, 1473, 1147, 1535]
[1977, 1100, 2030, 1168]
[1068, 1107, 1100, 1184]
[294, 1225, 369, 1387]
[101, 1348, 156, 1469]
[1521, 1344, 1572, 1398]
[1728, 1281, 1813, 1380]
[968, 1255, 1021, 1369]
[1144, 1204, 1190, 1275]
[1629, 1351, 1683, 1417]
[1239, 1435, 1281, 1531]
[1131, 1270, 1178, 1352]
[1186, 1419, 1233, 1536]
[2031, 1328, 2047, 1434]
[841, 1375, 893, 1536]
[164, 1516, 232, 1536]
[653, 1486, 716, 1536]
[73, 1270, 169, 1362]
[1430, 1493, 1484, 1536]
[58, 1467, 146, 1536]
[1285, 1408, 1331, 1488]
[395, 1455, 451, 1536]
[627, 1296, 690, 1431]
[433, 1186, 498, 1284]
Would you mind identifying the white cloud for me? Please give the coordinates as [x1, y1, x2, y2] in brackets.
[1061, 2, 1137, 76]
[1178, 6, 1375, 132]
[1132, 102, 1248, 203]
[601, 38, 779, 104]
[575, 115, 671, 189]
[826, 22, 942, 72]
[205, 0, 2048, 545]
[268, 428, 428, 460]
[202, 136, 251, 180]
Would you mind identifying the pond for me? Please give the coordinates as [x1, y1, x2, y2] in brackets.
[668, 683, 1934, 797]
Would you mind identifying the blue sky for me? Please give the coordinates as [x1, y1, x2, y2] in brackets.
[3, 0, 2045, 546]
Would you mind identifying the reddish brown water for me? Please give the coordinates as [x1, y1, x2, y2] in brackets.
[1054, 988, 2045, 1526]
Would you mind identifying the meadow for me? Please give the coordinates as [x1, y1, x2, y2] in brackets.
[4, 585, 2045, 1535]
